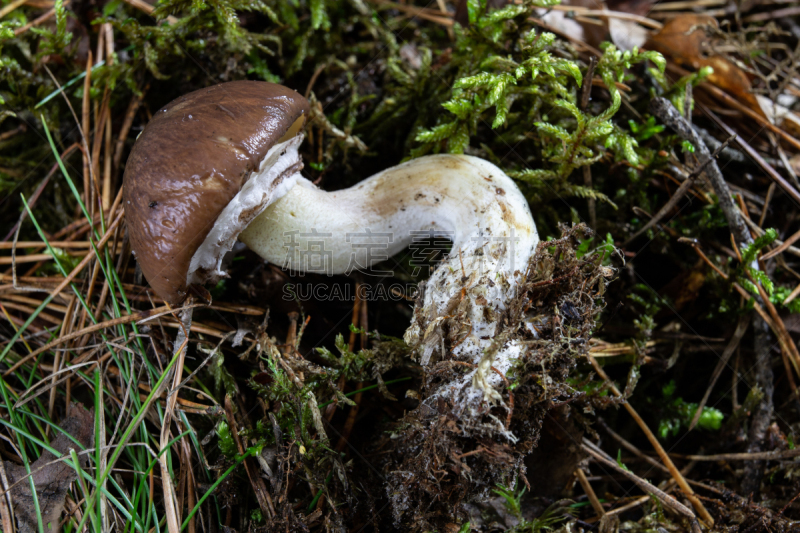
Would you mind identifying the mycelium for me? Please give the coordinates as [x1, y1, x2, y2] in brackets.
[123, 80, 539, 412]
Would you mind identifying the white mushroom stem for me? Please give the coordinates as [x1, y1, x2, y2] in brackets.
[239, 150, 539, 410]
[241, 154, 536, 277]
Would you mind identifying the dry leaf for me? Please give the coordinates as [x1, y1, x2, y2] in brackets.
[757, 94, 800, 137]
[5, 404, 94, 533]
[646, 14, 766, 118]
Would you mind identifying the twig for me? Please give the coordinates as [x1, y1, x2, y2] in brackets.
[603, 495, 650, 518]
[745, 313, 775, 495]
[623, 135, 735, 247]
[758, 182, 776, 228]
[183, 438, 197, 533]
[575, 468, 605, 520]
[774, 140, 800, 190]
[90, 88, 111, 213]
[651, 98, 751, 247]
[666, 61, 800, 152]
[762, 226, 800, 260]
[82, 54, 92, 209]
[100, 22, 115, 212]
[544, 4, 662, 29]
[744, 5, 800, 22]
[160, 305, 193, 533]
[112, 84, 148, 179]
[2, 300, 200, 376]
[783, 280, 800, 306]
[0, 123, 25, 141]
[698, 102, 800, 206]
[369, 0, 453, 26]
[13, 1, 69, 36]
[43, 64, 102, 222]
[0, 211, 124, 362]
[0, 253, 99, 265]
[598, 418, 670, 475]
[675, 448, 800, 461]
[742, 217, 800, 259]
[652, 99, 777, 489]
[688, 315, 749, 430]
[336, 282, 366, 452]
[0, 0, 28, 19]
[0, 459, 13, 533]
[749, 274, 800, 379]
[305, 62, 329, 99]
[586, 353, 714, 526]
[684, 82, 693, 124]
[50, 295, 77, 420]
[121, 0, 179, 24]
[0, 241, 95, 249]
[581, 440, 702, 533]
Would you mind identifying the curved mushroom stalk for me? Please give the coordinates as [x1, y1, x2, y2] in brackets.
[239, 151, 539, 407]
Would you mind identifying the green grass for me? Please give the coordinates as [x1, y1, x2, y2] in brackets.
[0, 117, 234, 533]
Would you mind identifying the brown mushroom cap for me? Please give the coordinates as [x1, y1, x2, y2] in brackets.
[123, 81, 309, 305]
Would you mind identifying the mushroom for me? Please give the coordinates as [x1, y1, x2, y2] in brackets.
[123, 80, 539, 406]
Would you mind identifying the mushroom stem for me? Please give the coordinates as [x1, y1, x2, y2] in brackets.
[242, 153, 536, 278]
[240, 151, 539, 408]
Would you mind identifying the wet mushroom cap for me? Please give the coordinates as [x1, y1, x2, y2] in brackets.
[123, 81, 309, 305]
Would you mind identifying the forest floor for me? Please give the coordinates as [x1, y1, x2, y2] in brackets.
[1, 0, 800, 531]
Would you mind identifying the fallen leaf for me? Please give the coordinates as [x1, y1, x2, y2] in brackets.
[5, 404, 94, 533]
[757, 94, 800, 137]
[658, 265, 706, 315]
[646, 14, 766, 118]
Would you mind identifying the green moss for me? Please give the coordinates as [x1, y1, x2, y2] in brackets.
[656, 380, 724, 439]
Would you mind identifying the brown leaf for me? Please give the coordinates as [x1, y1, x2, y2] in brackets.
[5, 404, 94, 533]
[646, 15, 766, 118]
[658, 265, 706, 315]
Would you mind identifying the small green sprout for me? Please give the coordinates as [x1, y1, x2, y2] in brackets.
[657, 380, 724, 439]
[628, 116, 665, 141]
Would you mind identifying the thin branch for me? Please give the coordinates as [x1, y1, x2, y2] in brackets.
[688, 315, 749, 430]
[699, 102, 800, 206]
[651, 98, 751, 246]
[581, 440, 702, 533]
[624, 134, 735, 247]
[575, 468, 605, 520]
[586, 353, 714, 526]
